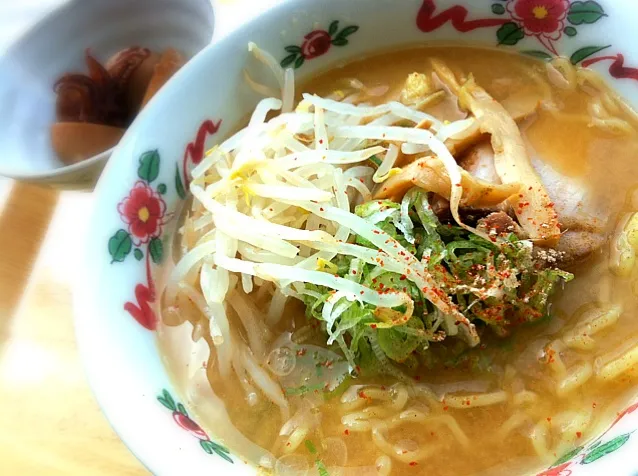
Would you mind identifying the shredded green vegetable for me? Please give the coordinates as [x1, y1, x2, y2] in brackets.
[301, 190, 573, 374]
[305, 440, 330, 476]
[367, 154, 383, 167]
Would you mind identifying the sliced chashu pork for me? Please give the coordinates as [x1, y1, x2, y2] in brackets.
[459, 141, 607, 265]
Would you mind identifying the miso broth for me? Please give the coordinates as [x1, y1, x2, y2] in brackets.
[158, 46, 638, 475]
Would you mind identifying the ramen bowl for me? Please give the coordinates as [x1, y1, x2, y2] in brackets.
[0, 0, 214, 189]
[76, 0, 638, 474]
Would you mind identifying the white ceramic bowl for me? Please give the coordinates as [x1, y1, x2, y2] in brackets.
[0, 0, 214, 189]
[76, 0, 638, 474]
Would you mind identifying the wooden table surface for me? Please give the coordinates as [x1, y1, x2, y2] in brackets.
[0, 183, 145, 475]
[0, 0, 283, 474]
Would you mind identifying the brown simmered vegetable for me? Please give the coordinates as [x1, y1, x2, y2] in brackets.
[51, 122, 125, 165]
[105, 46, 152, 86]
[105, 46, 157, 114]
[123, 52, 162, 114]
[140, 48, 186, 108]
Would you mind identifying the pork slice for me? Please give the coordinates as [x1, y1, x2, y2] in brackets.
[530, 156, 607, 232]
[458, 141, 501, 184]
[459, 141, 608, 265]
[531, 156, 608, 265]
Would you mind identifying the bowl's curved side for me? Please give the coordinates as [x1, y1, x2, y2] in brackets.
[0, 0, 214, 186]
[76, 0, 638, 475]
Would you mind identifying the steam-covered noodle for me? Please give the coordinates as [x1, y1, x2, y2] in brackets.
[159, 45, 638, 475]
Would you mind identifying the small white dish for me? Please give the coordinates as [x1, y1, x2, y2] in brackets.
[0, 0, 214, 189]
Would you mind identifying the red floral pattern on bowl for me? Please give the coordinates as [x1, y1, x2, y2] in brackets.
[301, 30, 332, 59]
[117, 181, 166, 245]
[157, 389, 233, 463]
[507, 0, 571, 40]
[417, 0, 635, 80]
[280, 20, 359, 69]
[107, 120, 221, 331]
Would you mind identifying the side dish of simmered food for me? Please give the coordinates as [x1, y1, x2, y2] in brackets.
[52, 46, 185, 165]
[158, 45, 638, 476]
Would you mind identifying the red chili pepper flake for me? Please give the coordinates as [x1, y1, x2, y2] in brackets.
[352, 270, 357, 275]
[576, 432, 582, 438]
[344, 429, 350, 436]
[443, 406, 449, 411]
[319, 139, 324, 144]
[360, 291, 364, 295]
[409, 462, 418, 467]
[371, 324, 377, 329]
[547, 417, 552, 423]
[358, 391, 367, 399]
[400, 274, 407, 281]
